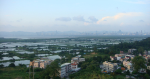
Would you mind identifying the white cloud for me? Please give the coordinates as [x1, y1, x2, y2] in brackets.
[73, 16, 85, 21]
[84, 22, 90, 26]
[55, 17, 71, 21]
[97, 12, 142, 24]
[120, 22, 124, 26]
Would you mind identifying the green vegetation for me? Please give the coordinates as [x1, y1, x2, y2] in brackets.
[0, 36, 150, 79]
[40, 59, 60, 79]
[132, 56, 146, 72]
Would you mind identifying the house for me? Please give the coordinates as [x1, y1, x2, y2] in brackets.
[59, 63, 71, 78]
[76, 52, 80, 54]
[128, 49, 136, 53]
[30, 58, 52, 69]
[123, 60, 133, 71]
[102, 61, 118, 73]
[110, 56, 115, 61]
[71, 56, 85, 72]
[148, 51, 150, 55]
[115, 54, 126, 57]
[71, 57, 85, 64]
[71, 62, 81, 72]
[147, 66, 150, 70]
[120, 51, 124, 54]
[144, 50, 148, 55]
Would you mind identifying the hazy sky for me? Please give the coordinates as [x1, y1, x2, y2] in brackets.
[0, 0, 150, 32]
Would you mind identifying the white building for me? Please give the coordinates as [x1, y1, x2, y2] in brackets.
[59, 63, 71, 78]
[128, 49, 136, 53]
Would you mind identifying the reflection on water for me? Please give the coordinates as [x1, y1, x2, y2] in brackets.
[0, 60, 30, 67]
[0, 56, 21, 61]
[36, 54, 52, 56]
[47, 55, 60, 60]
[17, 51, 34, 54]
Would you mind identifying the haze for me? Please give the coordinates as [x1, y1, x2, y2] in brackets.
[0, 0, 150, 32]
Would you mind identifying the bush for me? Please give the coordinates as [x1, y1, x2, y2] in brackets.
[115, 69, 122, 74]
[8, 63, 15, 67]
[0, 64, 4, 68]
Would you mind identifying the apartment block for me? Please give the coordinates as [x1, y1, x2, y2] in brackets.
[59, 63, 71, 78]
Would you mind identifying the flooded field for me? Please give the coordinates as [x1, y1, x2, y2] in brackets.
[0, 36, 148, 67]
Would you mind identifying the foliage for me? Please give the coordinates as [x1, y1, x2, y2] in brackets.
[126, 70, 130, 75]
[8, 63, 16, 67]
[144, 74, 150, 79]
[115, 69, 122, 74]
[40, 59, 60, 79]
[131, 56, 146, 72]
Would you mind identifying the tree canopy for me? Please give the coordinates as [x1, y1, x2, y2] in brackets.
[131, 56, 146, 72]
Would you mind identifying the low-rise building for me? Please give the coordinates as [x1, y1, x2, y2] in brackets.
[128, 49, 136, 53]
[102, 61, 118, 73]
[115, 54, 126, 57]
[147, 66, 150, 70]
[71, 56, 85, 72]
[123, 60, 133, 71]
[30, 58, 52, 69]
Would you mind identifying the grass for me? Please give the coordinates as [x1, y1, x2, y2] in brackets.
[83, 53, 109, 58]
[0, 67, 29, 79]
[116, 75, 125, 79]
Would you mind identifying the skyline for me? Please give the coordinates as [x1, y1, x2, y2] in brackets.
[0, 0, 150, 32]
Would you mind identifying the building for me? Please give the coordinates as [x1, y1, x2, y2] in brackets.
[115, 54, 126, 57]
[70, 56, 85, 72]
[147, 66, 150, 70]
[102, 61, 118, 73]
[128, 49, 136, 53]
[123, 60, 133, 71]
[71, 62, 81, 72]
[71, 57, 85, 64]
[59, 63, 71, 78]
[30, 58, 52, 69]
[120, 51, 124, 54]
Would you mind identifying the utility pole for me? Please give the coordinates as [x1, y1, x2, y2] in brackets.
[33, 62, 34, 79]
[29, 65, 30, 79]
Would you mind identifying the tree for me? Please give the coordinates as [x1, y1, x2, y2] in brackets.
[8, 63, 15, 67]
[40, 60, 60, 79]
[132, 56, 146, 72]
[138, 47, 144, 55]
[144, 74, 150, 79]
[115, 69, 122, 74]
[126, 70, 130, 75]
[0, 64, 4, 68]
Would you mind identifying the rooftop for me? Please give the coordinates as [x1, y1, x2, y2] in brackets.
[61, 63, 71, 67]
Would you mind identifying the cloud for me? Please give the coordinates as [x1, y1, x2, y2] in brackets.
[84, 22, 90, 26]
[55, 17, 71, 21]
[120, 23, 124, 26]
[139, 20, 144, 22]
[97, 12, 142, 24]
[17, 19, 22, 22]
[88, 16, 98, 22]
[73, 16, 85, 21]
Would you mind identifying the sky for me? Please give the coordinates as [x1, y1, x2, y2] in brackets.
[0, 0, 150, 32]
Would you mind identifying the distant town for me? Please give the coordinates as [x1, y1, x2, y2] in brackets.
[0, 30, 150, 38]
